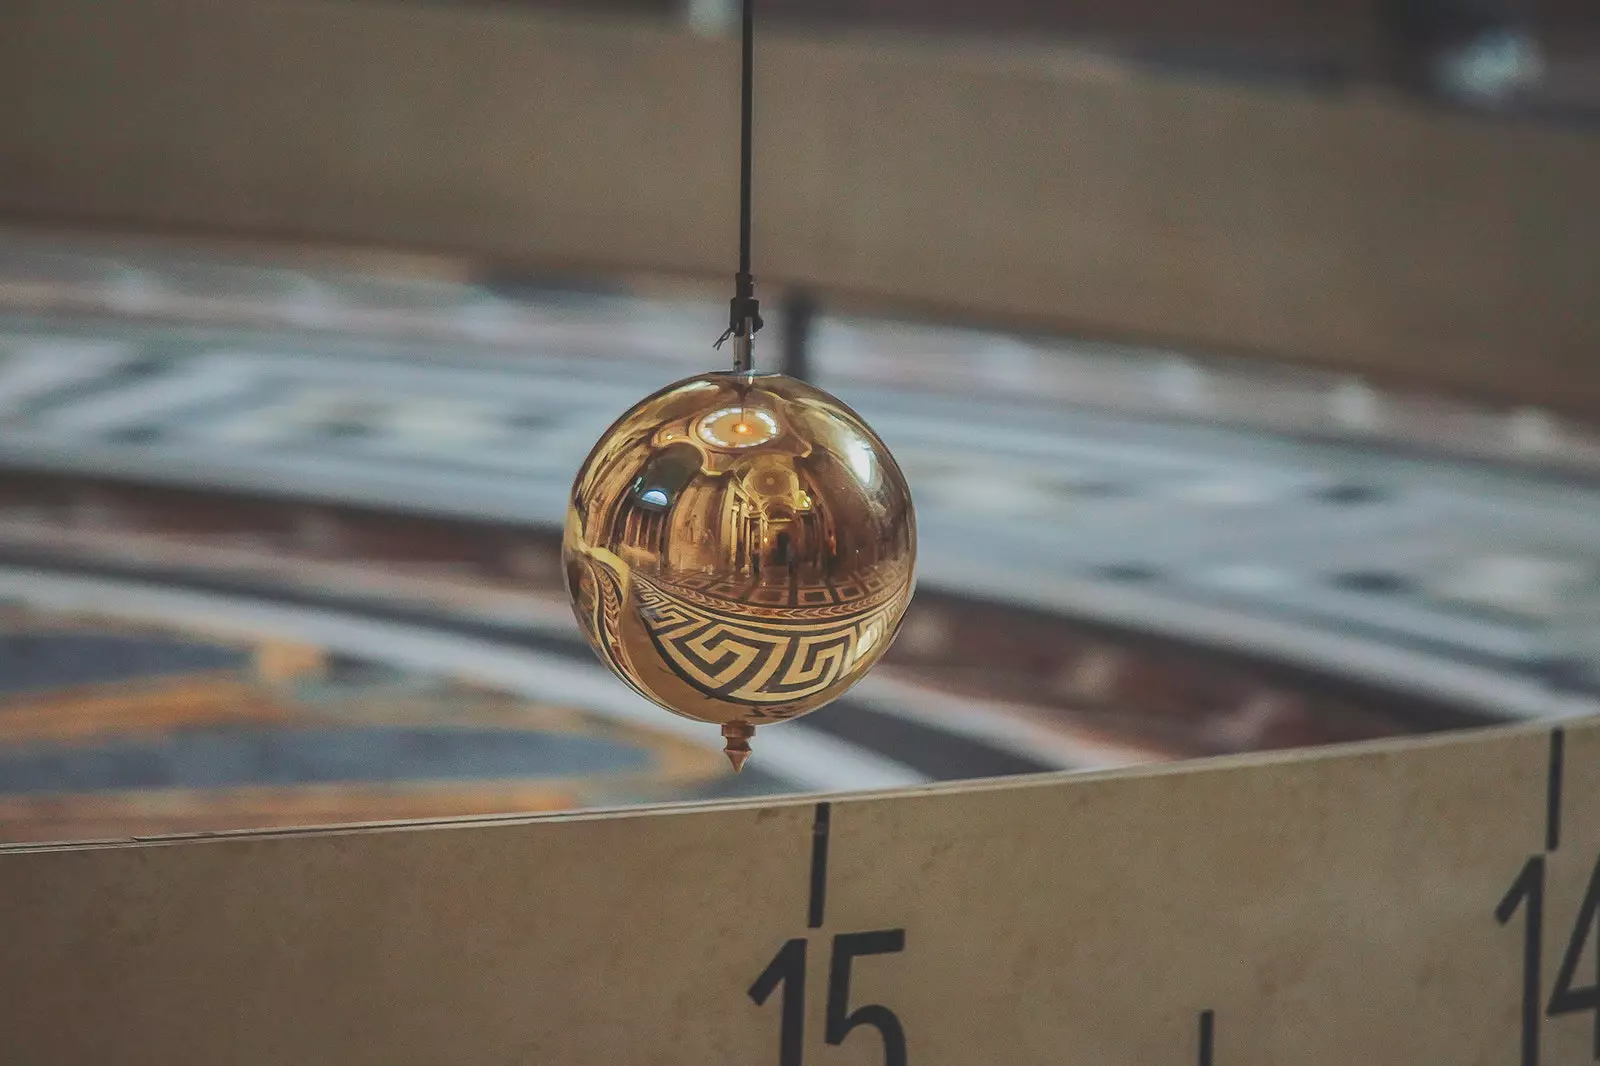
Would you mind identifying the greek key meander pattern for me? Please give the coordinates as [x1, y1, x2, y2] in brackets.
[632, 576, 901, 709]
[577, 556, 659, 705]
[592, 561, 626, 662]
[649, 563, 910, 615]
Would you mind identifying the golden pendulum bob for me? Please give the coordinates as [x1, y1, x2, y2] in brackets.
[563, 346, 917, 771]
[566, 0, 913, 771]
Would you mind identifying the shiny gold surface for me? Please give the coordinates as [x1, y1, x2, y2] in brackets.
[564, 371, 916, 768]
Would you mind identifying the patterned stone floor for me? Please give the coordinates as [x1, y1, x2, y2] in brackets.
[0, 607, 736, 842]
[0, 228, 1594, 841]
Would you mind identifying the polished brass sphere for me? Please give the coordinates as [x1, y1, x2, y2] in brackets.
[563, 370, 916, 770]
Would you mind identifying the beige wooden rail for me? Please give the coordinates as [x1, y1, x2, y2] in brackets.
[0, 716, 1594, 1064]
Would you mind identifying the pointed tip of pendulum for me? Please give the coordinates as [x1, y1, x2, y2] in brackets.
[721, 721, 755, 774]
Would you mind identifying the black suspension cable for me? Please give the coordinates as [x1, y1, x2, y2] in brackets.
[738, 0, 753, 282]
[718, 0, 762, 366]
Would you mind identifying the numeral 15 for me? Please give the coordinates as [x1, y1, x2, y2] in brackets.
[749, 930, 908, 1066]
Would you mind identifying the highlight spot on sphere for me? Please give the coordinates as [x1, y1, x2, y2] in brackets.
[563, 371, 917, 772]
[696, 405, 779, 449]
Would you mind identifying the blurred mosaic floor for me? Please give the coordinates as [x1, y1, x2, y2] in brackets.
[0, 605, 736, 842]
[0, 229, 1595, 841]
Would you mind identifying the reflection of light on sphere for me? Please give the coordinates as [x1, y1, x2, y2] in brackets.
[563, 371, 917, 771]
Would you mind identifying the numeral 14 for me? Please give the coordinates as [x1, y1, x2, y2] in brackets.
[1497, 849, 1600, 1065]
